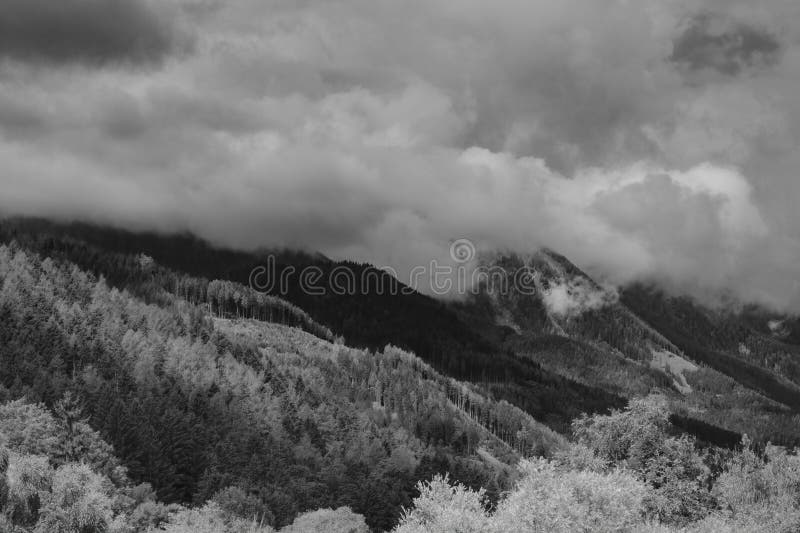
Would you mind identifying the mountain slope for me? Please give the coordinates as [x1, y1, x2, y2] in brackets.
[622, 283, 800, 390]
[5, 217, 800, 447]
[0, 217, 624, 434]
[460, 249, 800, 447]
[0, 238, 574, 529]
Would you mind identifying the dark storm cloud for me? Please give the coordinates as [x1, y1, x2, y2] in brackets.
[0, 0, 180, 64]
[671, 12, 781, 77]
[3, 0, 800, 310]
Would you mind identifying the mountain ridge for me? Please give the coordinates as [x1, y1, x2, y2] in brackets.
[4, 216, 800, 447]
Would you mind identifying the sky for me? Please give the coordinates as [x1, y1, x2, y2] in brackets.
[2, 0, 800, 309]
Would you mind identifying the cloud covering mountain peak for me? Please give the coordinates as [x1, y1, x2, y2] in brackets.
[2, 0, 800, 309]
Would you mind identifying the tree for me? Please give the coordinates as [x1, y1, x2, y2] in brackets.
[34, 463, 113, 533]
[572, 395, 713, 524]
[492, 459, 647, 533]
[212, 486, 274, 526]
[283, 506, 369, 533]
[3, 453, 52, 528]
[711, 439, 800, 532]
[159, 502, 275, 533]
[394, 475, 490, 533]
[0, 400, 59, 457]
[53, 392, 123, 482]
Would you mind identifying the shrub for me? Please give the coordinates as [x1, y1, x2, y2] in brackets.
[394, 475, 490, 533]
[493, 458, 647, 533]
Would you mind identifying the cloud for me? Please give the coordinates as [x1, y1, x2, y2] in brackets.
[671, 12, 781, 77]
[0, 0, 185, 64]
[2, 0, 800, 310]
[540, 278, 619, 318]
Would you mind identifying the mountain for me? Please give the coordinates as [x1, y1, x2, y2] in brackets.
[6, 217, 799, 449]
[0, 218, 624, 435]
[0, 230, 571, 530]
[458, 249, 800, 447]
[5, 216, 800, 530]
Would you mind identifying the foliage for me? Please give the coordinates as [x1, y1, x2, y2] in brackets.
[572, 396, 714, 524]
[0, 217, 624, 434]
[5, 220, 800, 531]
[34, 463, 114, 533]
[394, 400, 800, 533]
[0, 400, 60, 456]
[710, 439, 800, 532]
[157, 503, 275, 533]
[281, 506, 369, 533]
[394, 475, 491, 533]
[211, 486, 274, 526]
[395, 459, 646, 533]
[0, 243, 533, 529]
[494, 459, 647, 533]
[622, 283, 800, 417]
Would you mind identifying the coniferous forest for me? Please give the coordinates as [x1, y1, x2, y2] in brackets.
[2, 219, 800, 532]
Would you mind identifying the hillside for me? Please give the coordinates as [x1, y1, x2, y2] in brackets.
[0, 218, 624, 435]
[4, 219, 800, 529]
[0, 239, 577, 530]
[458, 250, 800, 447]
[6, 218, 800, 448]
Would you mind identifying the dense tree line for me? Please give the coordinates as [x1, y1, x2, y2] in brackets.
[0, 396, 374, 532]
[0, 217, 624, 434]
[4, 220, 800, 530]
[623, 283, 800, 389]
[0, 243, 573, 529]
[5, 219, 800, 446]
[460, 251, 800, 447]
[622, 285, 800, 417]
[4, 219, 798, 446]
[394, 396, 800, 532]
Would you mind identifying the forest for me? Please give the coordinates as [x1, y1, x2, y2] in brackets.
[0, 218, 624, 434]
[7, 218, 792, 447]
[5, 366, 800, 531]
[3, 219, 800, 531]
[392, 396, 800, 533]
[0, 240, 566, 530]
[453, 248, 800, 448]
